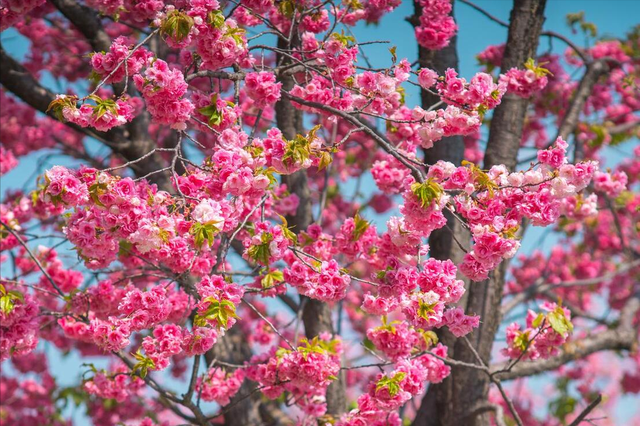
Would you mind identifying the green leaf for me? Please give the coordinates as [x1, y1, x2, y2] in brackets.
[397, 86, 406, 105]
[389, 46, 397, 63]
[278, 215, 298, 246]
[226, 27, 246, 46]
[278, 0, 296, 18]
[88, 181, 109, 207]
[462, 160, 499, 197]
[160, 10, 194, 42]
[362, 338, 376, 351]
[207, 10, 225, 28]
[317, 151, 333, 171]
[46, 95, 78, 122]
[421, 330, 439, 347]
[118, 240, 133, 256]
[261, 270, 284, 289]
[199, 297, 239, 329]
[550, 393, 577, 424]
[198, 95, 225, 127]
[56, 386, 88, 409]
[0, 288, 23, 315]
[532, 312, 545, 329]
[297, 336, 340, 360]
[247, 232, 274, 265]
[131, 350, 155, 378]
[190, 222, 219, 249]
[91, 97, 118, 119]
[417, 299, 438, 321]
[0, 295, 15, 315]
[352, 212, 370, 241]
[375, 372, 407, 396]
[547, 306, 573, 335]
[513, 330, 530, 352]
[410, 179, 443, 208]
[524, 58, 553, 78]
[331, 31, 355, 47]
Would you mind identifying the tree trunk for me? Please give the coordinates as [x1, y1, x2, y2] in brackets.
[275, 36, 347, 418]
[413, 1, 547, 425]
[411, 3, 471, 425]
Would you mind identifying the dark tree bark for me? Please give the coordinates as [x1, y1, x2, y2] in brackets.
[410, 4, 472, 425]
[0, 43, 173, 192]
[413, 1, 547, 425]
[457, 2, 547, 425]
[483, 0, 548, 172]
[203, 328, 265, 426]
[274, 36, 347, 418]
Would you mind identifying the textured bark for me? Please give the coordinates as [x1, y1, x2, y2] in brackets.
[0, 44, 173, 192]
[203, 328, 264, 425]
[557, 59, 608, 142]
[411, 4, 471, 425]
[49, 0, 112, 52]
[275, 35, 347, 417]
[483, 0, 547, 172]
[413, 1, 547, 425]
[454, 1, 547, 425]
[558, 59, 608, 161]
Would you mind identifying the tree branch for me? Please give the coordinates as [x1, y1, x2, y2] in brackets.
[568, 394, 603, 426]
[493, 296, 639, 381]
[557, 59, 608, 146]
[501, 259, 640, 315]
[0, 44, 173, 192]
[49, 0, 112, 52]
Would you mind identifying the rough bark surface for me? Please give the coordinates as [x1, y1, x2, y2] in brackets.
[413, 1, 547, 425]
[411, 6, 472, 425]
[275, 37, 347, 417]
[483, 0, 547, 172]
[0, 43, 172, 191]
[457, 2, 547, 425]
[204, 328, 264, 425]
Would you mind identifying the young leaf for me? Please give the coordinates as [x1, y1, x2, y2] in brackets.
[547, 306, 573, 335]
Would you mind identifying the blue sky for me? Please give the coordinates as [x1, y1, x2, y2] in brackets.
[2, 0, 639, 424]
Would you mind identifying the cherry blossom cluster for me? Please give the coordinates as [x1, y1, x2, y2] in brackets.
[260, 126, 327, 175]
[90, 36, 153, 84]
[593, 170, 628, 197]
[41, 165, 89, 207]
[284, 258, 351, 302]
[2, 1, 639, 424]
[1, 90, 81, 163]
[339, 347, 450, 425]
[84, 364, 145, 402]
[51, 94, 137, 132]
[196, 367, 245, 405]
[0, 146, 17, 175]
[415, 0, 458, 50]
[0, 0, 45, 31]
[194, 274, 244, 330]
[244, 71, 282, 109]
[140, 324, 185, 371]
[134, 59, 194, 130]
[243, 220, 294, 266]
[0, 353, 66, 425]
[499, 59, 550, 98]
[503, 302, 573, 360]
[0, 284, 39, 361]
[247, 334, 342, 416]
[192, 9, 249, 71]
[315, 33, 358, 85]
[436, 68, 507, 111]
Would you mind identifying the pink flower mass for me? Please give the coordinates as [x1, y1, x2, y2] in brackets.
[1, 1, 639, 426]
